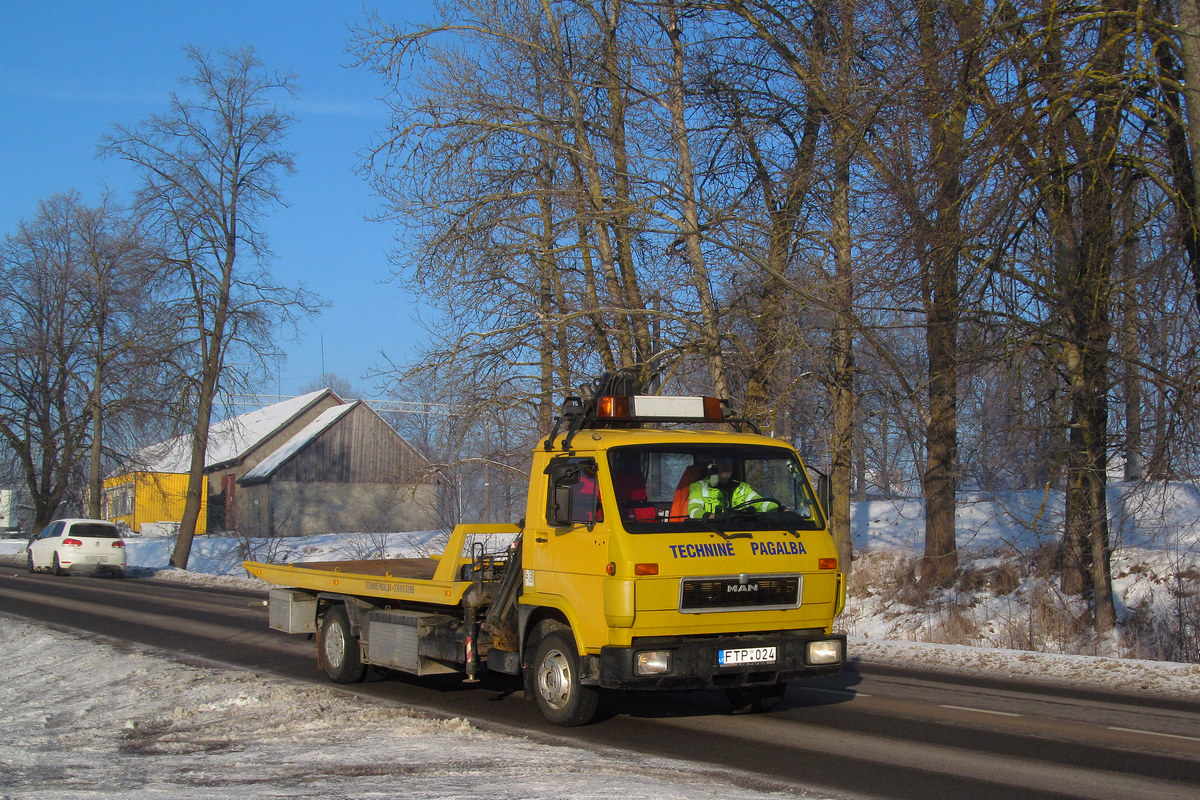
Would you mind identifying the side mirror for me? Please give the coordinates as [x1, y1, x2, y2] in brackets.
[817, 472, 831, 520]
[549, 483, 574, 527]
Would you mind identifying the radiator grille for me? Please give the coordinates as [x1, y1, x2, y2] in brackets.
[679, 574, 801, 613]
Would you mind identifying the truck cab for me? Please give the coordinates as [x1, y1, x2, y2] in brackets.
[513, 388, 846, 723]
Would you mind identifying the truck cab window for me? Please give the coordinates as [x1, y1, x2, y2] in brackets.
[609, 445, 824, 533]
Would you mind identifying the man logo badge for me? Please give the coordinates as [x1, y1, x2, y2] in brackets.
[727, 574, 758, 593]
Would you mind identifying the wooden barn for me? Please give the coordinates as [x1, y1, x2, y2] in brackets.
[104, 389, 343, 535]
[235, 400, 437, 537]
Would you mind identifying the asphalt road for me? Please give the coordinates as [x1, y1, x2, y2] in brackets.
[3, 563, 1199, 800]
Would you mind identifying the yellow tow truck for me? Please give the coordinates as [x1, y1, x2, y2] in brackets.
[246, 375, 846, 726]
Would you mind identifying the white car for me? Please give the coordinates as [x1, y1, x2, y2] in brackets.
[26, 518, 126, 577]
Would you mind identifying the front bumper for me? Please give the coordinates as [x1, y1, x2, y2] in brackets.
[593, 630, 846, 691]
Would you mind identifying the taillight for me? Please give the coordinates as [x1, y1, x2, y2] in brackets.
[61, 538, 83, 547]
[112, 540, 125, 549]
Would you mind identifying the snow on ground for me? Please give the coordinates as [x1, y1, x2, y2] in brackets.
[0, 618, 816, 800]
[2, 484, 1199, 798]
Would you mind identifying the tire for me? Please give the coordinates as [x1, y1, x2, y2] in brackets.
[319, 605, 366, 684]
[26, 551, 35, 573]
[725, 682, 787, 714]
[530, 628, 599, 726]
[52, 553, 64, 576]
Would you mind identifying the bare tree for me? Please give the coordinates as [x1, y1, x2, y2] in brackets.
[68, 194, 174, 518]
[0, 194, 161, 530]
[101, 46, 319, 568]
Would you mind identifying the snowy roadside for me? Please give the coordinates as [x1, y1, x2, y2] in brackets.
[0, 617, 823, 800]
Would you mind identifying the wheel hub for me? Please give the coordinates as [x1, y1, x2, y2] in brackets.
[537, 649, 571, 709]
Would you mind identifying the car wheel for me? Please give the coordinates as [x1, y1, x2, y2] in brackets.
[319, 605, 366, 683]
[52, 553, 64, 576]
[530, 627, 600, 726]
[725, 682, 787, 714]
[26, 551, 35, 573]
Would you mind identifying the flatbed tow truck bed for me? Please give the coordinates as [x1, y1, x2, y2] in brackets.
[244, 523, 521, 606]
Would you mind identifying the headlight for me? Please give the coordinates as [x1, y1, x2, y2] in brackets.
[635, 650, 672, 676]
[807, 639, 843, 665]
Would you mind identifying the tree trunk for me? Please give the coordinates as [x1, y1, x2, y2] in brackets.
[914, 0, 970, 586]
[1120, 199, 1143, 482]
[664, 2, 729, 399]
[87, 368, 103, 519]
[1175, 0, 1200, 311]
[829, 102, 855, 574]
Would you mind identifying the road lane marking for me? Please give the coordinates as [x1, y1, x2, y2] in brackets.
[939, 704, 1022, 717]
[1107, 726, 1200, 743]
[801, 687, 870, 698]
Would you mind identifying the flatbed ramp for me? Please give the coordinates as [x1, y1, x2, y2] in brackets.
[244, 558, 471, 604]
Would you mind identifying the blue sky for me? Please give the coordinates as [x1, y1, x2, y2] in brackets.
[1, 2, 437, 400]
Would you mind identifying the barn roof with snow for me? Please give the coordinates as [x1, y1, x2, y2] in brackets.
[238, 401, 358, 485]
[128, 389, 342, 474]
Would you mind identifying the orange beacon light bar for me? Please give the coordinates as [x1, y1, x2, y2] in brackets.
[595, 395, 725, 422]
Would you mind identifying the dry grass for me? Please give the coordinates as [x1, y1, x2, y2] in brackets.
[842, 546, 1198, 662]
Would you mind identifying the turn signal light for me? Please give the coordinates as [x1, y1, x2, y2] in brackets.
[634, 563, 659, 575]
[818, 558, 838, 570]
[62, 538, 83, 547]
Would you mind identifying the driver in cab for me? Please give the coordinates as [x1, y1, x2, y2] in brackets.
[688, 456, 772, 518]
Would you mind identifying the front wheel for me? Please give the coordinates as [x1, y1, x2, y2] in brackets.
[26, 551, 35, 573]
[531, 629, 599, 726]
[319, 605, 366, 683]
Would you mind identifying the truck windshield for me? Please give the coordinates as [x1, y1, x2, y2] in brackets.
[607, 445, 825, 533]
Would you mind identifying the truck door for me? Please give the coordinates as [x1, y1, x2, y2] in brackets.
[534, 455, 610, 643]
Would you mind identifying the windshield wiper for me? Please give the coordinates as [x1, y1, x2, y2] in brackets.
[698, 518, 753, 540]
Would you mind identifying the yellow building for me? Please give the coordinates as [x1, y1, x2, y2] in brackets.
[103, 471, 208, 536]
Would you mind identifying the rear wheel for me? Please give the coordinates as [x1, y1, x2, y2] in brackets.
[725, 682, 787, 714]
[531, 627, 599, 726]
[319, 605, 366, 683]
[52, 553, 64, 576]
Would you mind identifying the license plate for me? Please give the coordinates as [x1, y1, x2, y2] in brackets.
[718, 646, 776, 666]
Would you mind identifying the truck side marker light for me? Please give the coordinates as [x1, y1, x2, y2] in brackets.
[634, 563, 658, 576]
[606, 562, 616, 576]
[819, 558, 838, 570]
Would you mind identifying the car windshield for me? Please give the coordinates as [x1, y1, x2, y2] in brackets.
[69, 523, 120, 539]
[607, 444, 825, 534]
